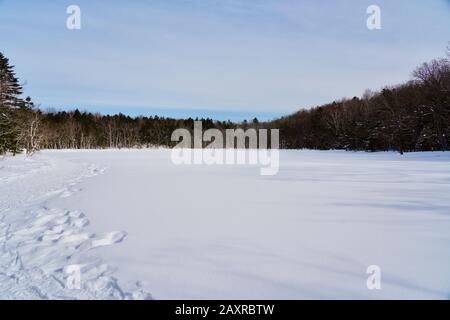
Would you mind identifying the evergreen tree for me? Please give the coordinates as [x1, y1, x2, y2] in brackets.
[0, 52, 23, 107]
[0, 52, 23, 154]
[0, 103, 19, 154]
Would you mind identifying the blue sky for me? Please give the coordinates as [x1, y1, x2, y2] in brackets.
[0, 0, 449, 121]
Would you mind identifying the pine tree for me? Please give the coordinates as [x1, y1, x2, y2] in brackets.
[0, 104, 18, 154]
[0, 52, 23, 154]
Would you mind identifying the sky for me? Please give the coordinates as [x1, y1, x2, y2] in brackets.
[0, 0, 449, 121]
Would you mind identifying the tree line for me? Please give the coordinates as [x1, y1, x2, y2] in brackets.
[270, 54, 450, 153]
[0, 49, 449, 155]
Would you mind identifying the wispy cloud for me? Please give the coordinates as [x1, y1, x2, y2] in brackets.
[0, 0, 449, 118]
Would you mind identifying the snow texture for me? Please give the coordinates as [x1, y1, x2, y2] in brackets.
[1, 150, 450, 299]
[0, 154, 150, 299]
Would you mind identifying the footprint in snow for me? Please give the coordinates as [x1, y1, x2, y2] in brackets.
[91, 231, 128, 249]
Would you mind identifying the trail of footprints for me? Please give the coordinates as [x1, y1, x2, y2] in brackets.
[0, 164, 151, 300]
[60, 165, 106, 198]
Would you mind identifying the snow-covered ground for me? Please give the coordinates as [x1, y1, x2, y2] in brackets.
[1, 150, 450, 299]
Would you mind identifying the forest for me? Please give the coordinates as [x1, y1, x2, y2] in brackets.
[1, 50, 449, 155]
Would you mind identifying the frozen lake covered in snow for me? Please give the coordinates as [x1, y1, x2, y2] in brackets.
[1, 150, 450, 299]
